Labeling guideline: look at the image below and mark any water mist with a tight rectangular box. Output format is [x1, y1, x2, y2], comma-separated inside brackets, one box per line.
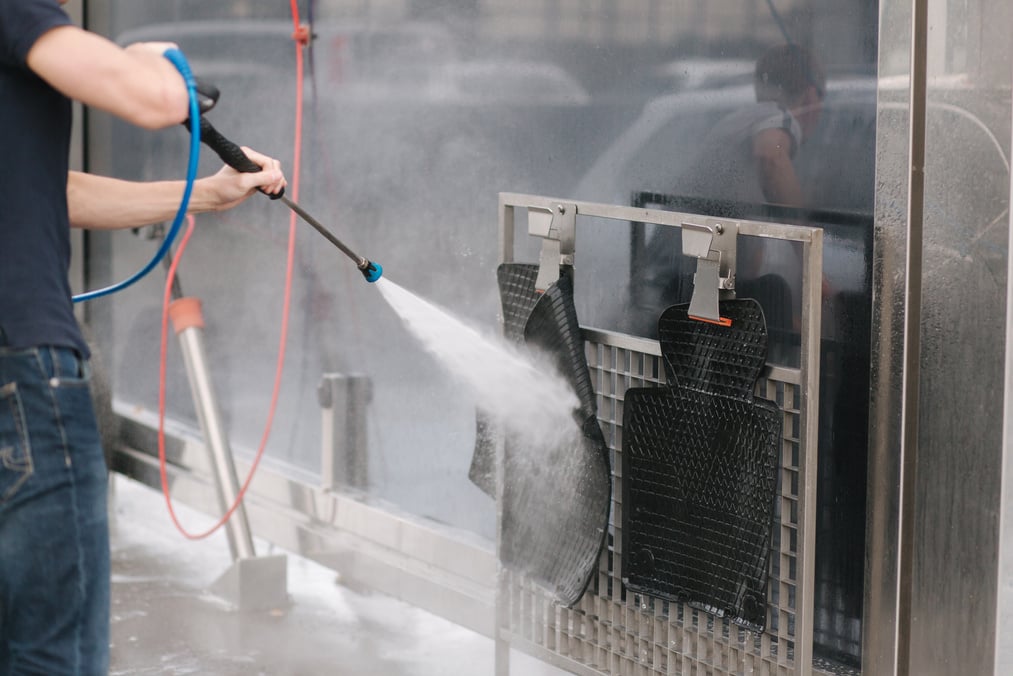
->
[374, 277, 580, 451]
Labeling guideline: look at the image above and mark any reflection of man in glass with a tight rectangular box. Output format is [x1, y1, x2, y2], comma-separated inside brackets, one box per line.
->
[629, 45, 826, 340]
[662, 44, 826, 341]
[678, 44, 826, 209]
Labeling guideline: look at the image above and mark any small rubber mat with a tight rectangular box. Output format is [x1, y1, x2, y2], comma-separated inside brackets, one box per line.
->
[622, 299, 780, 630]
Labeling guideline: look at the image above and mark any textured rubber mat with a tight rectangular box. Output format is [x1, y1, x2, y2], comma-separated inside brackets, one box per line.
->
[470, 263, 611, 607]
[622, 299, 780, 630]
[468, 264, 543, 495]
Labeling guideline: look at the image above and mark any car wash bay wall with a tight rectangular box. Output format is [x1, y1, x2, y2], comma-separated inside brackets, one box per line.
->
[868, 0, 1013, 675]
[75, 0, 1013, 672]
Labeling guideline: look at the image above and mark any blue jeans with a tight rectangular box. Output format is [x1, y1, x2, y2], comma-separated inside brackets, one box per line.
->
[0, 345, 109, 675]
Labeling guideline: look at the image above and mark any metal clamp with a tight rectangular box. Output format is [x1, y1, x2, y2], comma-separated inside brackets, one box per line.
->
[528, 202, 576, 292]
[682, 219, 737, 323]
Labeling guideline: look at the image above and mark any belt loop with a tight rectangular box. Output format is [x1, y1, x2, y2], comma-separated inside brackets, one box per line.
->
[47, 346, 60, 379]
[71, 348, 87, 378]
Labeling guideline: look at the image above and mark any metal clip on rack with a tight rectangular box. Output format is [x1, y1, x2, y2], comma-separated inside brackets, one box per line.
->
[527, 201, 577, 292]
[682, 219, 738, 324]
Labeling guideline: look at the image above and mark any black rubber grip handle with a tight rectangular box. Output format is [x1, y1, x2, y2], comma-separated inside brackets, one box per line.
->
[197, 117, 284, 199]
[193, 78, 220, 115]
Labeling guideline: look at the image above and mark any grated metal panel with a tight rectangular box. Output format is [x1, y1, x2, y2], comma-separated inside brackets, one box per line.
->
[500, 336, 836, 675]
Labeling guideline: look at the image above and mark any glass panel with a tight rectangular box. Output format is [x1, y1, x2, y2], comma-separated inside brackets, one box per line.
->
[86, 2, 879, 670]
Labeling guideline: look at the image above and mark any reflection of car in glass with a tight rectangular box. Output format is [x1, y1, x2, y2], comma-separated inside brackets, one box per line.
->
[114, 19, 459, 82]
[650, 57, 754, 91]
[622, 57, 755, 99]
[573, 76, 1009, 337]
[114, 20, 593, 192]
[413, 60, 591, 105]
[104, 19, 602, 474]
[568, 77, 1008, 668]
[572, 78, 877, 337]
[111, 18, 599, 252]
[116, 20, 588, 105]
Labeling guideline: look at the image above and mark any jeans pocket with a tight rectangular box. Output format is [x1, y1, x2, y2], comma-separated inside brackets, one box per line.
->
[0, 381, 33, 502]
[38, 346, 91, 388]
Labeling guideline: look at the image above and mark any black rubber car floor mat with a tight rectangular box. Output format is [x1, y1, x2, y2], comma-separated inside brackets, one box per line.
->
[622, 299, 780, 631]
[468, 264, 545, 496]
[469, 263, 611, 607]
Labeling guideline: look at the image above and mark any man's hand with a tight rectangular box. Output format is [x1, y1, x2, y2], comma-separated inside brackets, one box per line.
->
[198, 147, 287, 211]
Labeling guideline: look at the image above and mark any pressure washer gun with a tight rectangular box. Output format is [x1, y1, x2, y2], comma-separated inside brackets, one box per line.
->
[190, 80, 383, 283]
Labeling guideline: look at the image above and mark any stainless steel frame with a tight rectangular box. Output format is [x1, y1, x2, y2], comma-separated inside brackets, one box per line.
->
[494, 193, 825, 675]
[997, 110, 1013, 674]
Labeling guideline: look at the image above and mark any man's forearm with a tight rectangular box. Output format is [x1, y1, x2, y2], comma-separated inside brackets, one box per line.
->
[757, 156, 803, 206]
[753, 127, 803, 207]
[67, 171, 222, 230]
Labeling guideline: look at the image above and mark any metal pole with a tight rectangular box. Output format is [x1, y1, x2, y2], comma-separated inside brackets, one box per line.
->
[169, 297, 256, 561]
[494, 197, 515, 676]
[896, 0, 928, 672]
[995, 58, 1013, 675]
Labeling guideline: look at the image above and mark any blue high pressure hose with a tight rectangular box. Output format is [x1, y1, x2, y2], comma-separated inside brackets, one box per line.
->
[72, 47, 200, 303]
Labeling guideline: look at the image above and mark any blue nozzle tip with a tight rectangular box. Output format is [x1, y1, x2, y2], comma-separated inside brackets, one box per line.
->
[361, 261, 383, 283]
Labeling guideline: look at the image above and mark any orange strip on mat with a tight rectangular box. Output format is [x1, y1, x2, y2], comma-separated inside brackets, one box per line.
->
[688, 314, 733, 327]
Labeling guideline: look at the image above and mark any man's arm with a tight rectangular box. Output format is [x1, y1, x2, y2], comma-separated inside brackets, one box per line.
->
[68, 148, 286, 230]
[26, 25, 188, 129]
[753, 127, 803, 207]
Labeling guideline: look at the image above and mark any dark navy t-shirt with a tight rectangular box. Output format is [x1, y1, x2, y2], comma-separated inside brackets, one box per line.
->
[0, 0, 85, 356]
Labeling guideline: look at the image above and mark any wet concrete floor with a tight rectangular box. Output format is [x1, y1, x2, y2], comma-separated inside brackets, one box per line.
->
[108, 475, 563, 676]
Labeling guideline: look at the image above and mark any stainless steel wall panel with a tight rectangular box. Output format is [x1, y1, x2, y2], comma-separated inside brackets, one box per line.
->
[996, 125, 1013, 674]
[870, 1, 1013, 674]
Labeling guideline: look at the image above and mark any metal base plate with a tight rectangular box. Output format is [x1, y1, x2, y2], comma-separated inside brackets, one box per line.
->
[211, 554, 289, 612]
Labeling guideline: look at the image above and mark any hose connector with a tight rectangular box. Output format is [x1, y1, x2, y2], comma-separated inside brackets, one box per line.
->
[359, 260, 383, 283]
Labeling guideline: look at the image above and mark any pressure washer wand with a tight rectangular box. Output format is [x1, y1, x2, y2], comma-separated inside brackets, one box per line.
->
[276, 194, 370, 270]
[196, 116, 383, 282]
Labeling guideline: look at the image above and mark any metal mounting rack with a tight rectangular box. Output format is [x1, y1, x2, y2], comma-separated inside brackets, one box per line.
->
[495, 192, 826, 675]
